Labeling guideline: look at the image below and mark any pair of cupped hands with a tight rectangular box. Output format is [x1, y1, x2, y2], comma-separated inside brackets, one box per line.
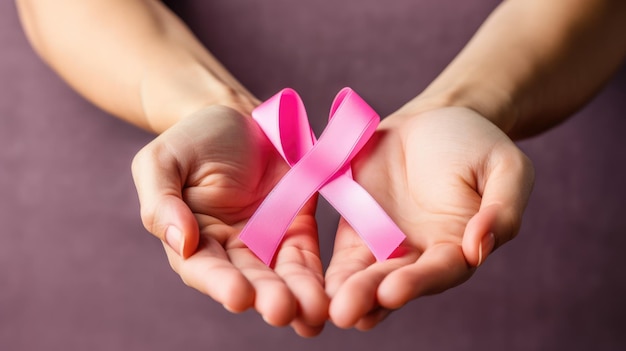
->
[131, 98, 534, 337]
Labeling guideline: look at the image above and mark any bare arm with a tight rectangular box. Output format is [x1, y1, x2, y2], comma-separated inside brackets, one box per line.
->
[17, 0, 625, 137]
[407, 0, 626, 139]
[16, 0, 258, 133]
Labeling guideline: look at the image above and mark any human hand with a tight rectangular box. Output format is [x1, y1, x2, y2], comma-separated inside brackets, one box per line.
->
[325, 106, 534, 330]
[131, 106, 328, 337]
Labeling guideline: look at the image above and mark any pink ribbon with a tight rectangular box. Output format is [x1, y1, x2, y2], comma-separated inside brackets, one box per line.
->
[239, 88, 406, 265]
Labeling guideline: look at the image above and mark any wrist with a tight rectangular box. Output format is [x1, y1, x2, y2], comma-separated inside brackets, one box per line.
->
[398, 79, 521, 137]
[140, 63, 259, 133]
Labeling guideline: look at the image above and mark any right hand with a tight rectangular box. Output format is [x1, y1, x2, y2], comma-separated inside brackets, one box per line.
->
[325, 106, 535, 330]
[131, 106, 328, 337]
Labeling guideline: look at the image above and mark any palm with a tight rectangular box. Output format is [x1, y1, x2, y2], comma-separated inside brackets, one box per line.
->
[132, 106, 328, 336]
[326, 107, 533, 330]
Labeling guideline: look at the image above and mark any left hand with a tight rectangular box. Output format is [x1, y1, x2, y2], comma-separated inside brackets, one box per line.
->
[131, 106, 328, 337]
[324, 106, 534, 330]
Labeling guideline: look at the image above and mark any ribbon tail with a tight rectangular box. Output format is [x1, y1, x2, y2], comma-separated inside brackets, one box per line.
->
[319, 170, 406, 261]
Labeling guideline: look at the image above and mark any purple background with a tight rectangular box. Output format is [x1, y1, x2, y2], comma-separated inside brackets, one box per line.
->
[2, 0, 625, 349]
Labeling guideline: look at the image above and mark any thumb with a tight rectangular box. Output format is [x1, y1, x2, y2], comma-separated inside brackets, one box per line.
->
[462, 147, 534, 267]
[131, 144, 199, 258]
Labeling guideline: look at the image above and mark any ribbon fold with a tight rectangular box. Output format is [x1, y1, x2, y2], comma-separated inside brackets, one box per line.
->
[239, 88, 406, 265]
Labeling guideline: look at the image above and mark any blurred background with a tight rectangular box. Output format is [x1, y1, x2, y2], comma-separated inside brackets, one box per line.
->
[1, 0, 625, 350]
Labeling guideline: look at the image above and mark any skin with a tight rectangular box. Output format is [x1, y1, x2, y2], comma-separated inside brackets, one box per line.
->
[326, 107, 533, 329]
[16, 0, 626, 337]
[131, 106, 328, 336]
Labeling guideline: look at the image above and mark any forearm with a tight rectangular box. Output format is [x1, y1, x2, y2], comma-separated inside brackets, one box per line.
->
[407, 0, 626, 139]
[17, 0, 258, 133]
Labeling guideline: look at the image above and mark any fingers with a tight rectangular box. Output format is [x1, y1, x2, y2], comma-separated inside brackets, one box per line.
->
[377, 243, 472, 309]
[462, 146, 535, 266]
[229, 248, 300, 326]
[329, 244, 471, 330]
[273, 212, 329, 336]
[325, 219, 415, 329]
[328, 260, 397, 328]
[274, 249, 328, 328]
[327, 246, 470, 330]
[325, 219, 377, 299]
[340, 245, 469, 330]
[163, 240, 255, 313]
[290, 319, 325, 338]
[354, 307, 393, 331]
[132, 143, 199, 258]
[165, 240, 300, 326]
[327, 214, 476, 330]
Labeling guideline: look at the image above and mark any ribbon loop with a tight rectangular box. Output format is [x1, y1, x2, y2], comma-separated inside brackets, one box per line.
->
[239, 88, 406, 265]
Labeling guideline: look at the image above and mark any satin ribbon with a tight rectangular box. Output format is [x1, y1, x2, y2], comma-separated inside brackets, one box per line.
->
[239, 88, 406, 265]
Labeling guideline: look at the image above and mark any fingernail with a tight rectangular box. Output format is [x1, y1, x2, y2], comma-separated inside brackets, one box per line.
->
[477, 232, 495, 267]
[165, 226, 184, 256]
